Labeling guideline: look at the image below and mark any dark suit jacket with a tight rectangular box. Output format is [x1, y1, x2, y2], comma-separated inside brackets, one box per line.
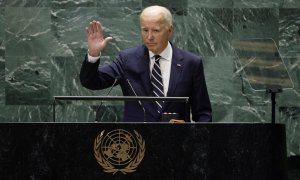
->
[80, 44, 212, 122]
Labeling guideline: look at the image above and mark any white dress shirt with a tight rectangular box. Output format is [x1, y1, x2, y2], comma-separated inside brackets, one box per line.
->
[149, 42, 172, 96]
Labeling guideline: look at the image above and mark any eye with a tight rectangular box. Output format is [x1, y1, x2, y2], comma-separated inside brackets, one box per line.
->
[142, 28, 148, 32]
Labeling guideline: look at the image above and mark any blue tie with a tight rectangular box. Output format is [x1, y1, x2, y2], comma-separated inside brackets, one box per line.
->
[151, 55, 164, 113]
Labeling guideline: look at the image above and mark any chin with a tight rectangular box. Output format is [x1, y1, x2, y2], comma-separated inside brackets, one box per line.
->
[145, 44, 155, 50]
[148, 48, 157, 53]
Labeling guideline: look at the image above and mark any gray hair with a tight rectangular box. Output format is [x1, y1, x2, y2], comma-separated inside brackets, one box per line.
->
[140, 5, 173, 27]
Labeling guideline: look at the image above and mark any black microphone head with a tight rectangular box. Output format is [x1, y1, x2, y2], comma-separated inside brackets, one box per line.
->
[122, 75, 128, 80]
[115, 76, 121, 82]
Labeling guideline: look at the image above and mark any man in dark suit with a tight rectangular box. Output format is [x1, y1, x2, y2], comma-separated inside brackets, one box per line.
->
[80, 5, 212, 122]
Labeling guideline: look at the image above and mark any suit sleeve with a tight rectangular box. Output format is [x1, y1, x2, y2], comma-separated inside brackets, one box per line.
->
[190, 58, 212, 122]
[79, 54, 121, 90]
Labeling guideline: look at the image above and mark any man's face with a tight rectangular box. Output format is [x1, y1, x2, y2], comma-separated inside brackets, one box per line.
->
[140, 15, 172, 55]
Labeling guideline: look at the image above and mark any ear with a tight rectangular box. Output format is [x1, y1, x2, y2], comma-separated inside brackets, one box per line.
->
[169, 25, 173, 32]
[168, 26, 173, 38]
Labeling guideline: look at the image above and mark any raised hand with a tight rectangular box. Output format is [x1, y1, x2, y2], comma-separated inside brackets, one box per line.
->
[86, 20, 113, 57]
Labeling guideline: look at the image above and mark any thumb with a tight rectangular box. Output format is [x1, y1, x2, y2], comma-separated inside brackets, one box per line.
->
[102, 37, 113, 46]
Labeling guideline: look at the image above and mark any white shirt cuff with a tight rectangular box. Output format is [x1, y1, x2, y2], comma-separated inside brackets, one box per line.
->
[87, 51, 101, 63]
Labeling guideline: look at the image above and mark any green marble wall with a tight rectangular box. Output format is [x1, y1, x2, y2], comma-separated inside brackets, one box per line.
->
[0, 0, 299, 155]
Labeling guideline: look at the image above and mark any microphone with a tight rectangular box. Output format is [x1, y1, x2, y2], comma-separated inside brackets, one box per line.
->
[126, 78, 146, 122]
[94, 76, 120, 122]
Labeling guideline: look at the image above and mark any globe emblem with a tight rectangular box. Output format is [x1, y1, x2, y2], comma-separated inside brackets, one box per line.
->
[94, 129, 145, 174]
[101, 129, 139, 166]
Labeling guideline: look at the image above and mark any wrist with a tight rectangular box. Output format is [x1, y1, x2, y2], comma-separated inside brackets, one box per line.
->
[87, 50, 101, 63]
[88, 49, 101, 57]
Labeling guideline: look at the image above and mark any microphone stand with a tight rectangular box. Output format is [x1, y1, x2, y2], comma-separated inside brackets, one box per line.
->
[126, 79, 146, 122]
[266, 85, 282, 124]
[94, 77, 119, 122]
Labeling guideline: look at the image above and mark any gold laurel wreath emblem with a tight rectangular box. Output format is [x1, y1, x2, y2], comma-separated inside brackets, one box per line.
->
[93, 130, 145, 175]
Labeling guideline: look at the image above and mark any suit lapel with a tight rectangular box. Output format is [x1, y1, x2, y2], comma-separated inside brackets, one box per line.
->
[160, 46, 184, 112]
[136, 46, 152, 95]
[167, 46, 184, 97]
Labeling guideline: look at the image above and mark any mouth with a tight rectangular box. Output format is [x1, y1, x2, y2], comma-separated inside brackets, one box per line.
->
[147, 43, 157, 46]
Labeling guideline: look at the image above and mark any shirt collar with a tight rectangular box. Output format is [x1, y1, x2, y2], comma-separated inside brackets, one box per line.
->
[149, 42, 172, 61]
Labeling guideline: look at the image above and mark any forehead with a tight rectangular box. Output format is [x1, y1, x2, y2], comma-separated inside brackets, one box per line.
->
[140, 14, 166, 27]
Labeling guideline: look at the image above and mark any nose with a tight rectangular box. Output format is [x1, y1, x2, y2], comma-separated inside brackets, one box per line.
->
[147, 31, 154, 41]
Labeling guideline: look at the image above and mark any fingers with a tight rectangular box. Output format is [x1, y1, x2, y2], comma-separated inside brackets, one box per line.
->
[96, 21, 102, 33]
[96, 21, 103, 39]
[92, 20, 98, 33]
[86, 20, 102, 36]
[85, 20, 113, 50]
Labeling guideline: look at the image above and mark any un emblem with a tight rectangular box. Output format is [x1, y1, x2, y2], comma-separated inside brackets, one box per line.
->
[93, 129, 145, 175]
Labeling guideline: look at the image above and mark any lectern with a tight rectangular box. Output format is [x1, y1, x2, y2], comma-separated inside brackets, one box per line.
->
[0, 123, 287, 180]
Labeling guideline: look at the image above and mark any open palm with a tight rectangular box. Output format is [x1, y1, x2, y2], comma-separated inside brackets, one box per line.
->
[86, 20, 112, 57]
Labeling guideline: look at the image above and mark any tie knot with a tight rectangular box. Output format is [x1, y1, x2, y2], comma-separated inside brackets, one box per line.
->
[154, 55, 161, 62]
